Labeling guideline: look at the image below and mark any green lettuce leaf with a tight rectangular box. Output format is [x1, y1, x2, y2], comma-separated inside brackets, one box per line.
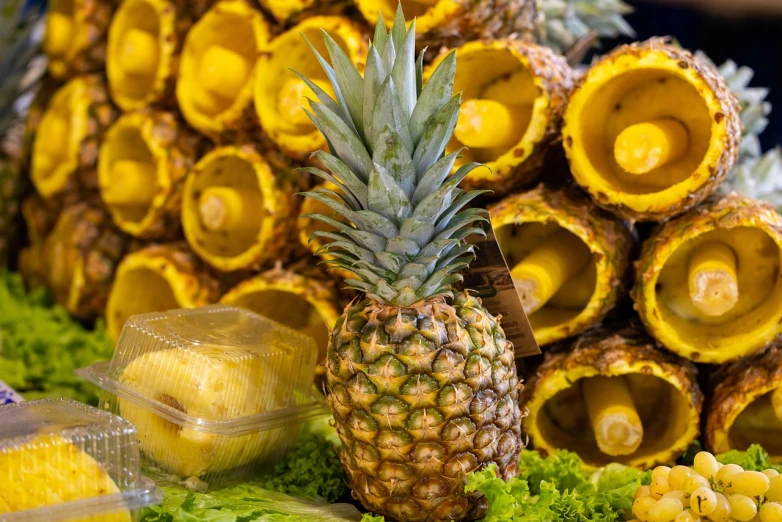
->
[716, 444, 782, 472]
[518, 449, 592, 495]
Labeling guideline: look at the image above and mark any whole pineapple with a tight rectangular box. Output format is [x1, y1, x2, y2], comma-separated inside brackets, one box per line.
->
[299, 7, 524, 521]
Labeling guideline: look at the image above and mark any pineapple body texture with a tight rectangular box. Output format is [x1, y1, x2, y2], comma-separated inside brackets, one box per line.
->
[327, 293, 522, 521]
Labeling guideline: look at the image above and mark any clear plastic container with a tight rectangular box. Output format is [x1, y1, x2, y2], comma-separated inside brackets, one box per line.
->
[78, 305, 325, 489]
[0, 398, 161, 522]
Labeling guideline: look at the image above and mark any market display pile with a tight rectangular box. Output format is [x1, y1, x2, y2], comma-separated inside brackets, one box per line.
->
[1, 0, 782, 521]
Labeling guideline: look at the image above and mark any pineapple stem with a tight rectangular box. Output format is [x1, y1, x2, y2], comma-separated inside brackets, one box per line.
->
[454, 99, 529, 149]
[102, 160, 157, 206]
[198, 187, 258, 232]
[278, 78, 333, 128]
[583, 376, 644, 457]
[510, 229, 591, 314]
[688, 242, 739, 317]
[771, 388, 782, 422]
[118, 29, 160, 76]
[614, 118, 689, 175]
[198, 45, 250, 100]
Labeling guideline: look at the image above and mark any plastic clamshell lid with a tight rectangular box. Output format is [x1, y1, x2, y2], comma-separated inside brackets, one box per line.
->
[79, 305, 323, 435]
[0, 398, 162, 521]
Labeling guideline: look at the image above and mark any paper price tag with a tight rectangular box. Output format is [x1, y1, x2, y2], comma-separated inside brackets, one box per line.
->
[0, 380, 24, 405]
[462, 211, 541, 358]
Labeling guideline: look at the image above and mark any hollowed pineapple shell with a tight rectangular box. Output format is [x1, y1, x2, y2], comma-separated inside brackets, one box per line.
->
[98, 111, 205, 239]
[562, 38, 742, 222]
[220, 262, 343, 362]
[632, 194, 782, 364]
[30, 75, 118, 202]
[176, 0, 270, 140]
[107, 0, 215, 111]
[355, 0, 541, 57]
[44, 0, 116, 79]
[181, 145, 297, 272]
[106, 242, 222, 341]
[489, 185, 633, 346]
[522, 326, 703, 470]
[706, 343, 782, 460]
[41, 203, 133, 320]
[254, 16, 368, 161]
[257, 0, 350, 25]
[424, 40, 573, 197]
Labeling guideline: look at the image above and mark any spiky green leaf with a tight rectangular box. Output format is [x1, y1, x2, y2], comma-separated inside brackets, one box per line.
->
[409, 51, 455, 145]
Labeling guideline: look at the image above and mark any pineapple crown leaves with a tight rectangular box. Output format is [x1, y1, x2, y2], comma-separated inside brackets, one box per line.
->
[722, 147, 782, 212]
[538, 0, 636, 54]
[295, 4, 489, 307]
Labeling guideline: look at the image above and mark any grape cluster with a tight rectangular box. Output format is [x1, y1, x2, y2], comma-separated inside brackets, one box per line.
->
[631, 451, 782, 522]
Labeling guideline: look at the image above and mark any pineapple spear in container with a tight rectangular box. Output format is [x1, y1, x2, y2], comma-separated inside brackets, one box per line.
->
[254, 16, 368, 162]
[181, 144, 297, 273]
[106, 242, 222, 341]
[40, 203, 133, 320]
[523, 326, 703, 470]
[43, 0, 115, 79]
[706, 342, 782, 459]
[424, 40, 573, 197]
[562, 38, 742, 222]
[98, 111, 204, 240]
[106, 0, 216, 111]
[176, 0, 270, 141]
[30, 75, 118, 203]
[489, 185, 633, 346]
[633, 194, 782, 364]
[220, 261, 343, 363]
[297, 7, 524, 520]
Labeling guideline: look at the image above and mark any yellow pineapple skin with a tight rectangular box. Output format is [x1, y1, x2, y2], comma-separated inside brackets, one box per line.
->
[562, 38, 742, 222]
[633, 194, 782, 364]
[106, 243, 223, 341]
[489, 185, 633, 346]
[0, 434, 130, 522]
[523, 327, 703, 470]
[181, 145, 298, 273]
[706, 342, 782, 460]
[255, 16, 368, 162]
[355, 0, 541, 58]
[98, 111, 205, 239]
[426, 40, 574, 197]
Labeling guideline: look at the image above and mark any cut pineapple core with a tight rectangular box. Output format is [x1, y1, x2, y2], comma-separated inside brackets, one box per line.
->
[651, 226, 782, 363]
[182, 147, 287, 272]
[254, 16, 367, 159]
[43, 11, 74, 58]
[497, 222, 597, 344]
[536, 372, 695, 469]
[31, 78, 88, 198]
[107, 0, 174, 111]
[177, 0, 269, 135]
[98, 114, 161, 234]
[614, 118, 689, 175]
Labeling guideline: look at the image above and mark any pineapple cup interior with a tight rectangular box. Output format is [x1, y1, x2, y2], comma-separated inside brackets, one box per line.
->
[182, 152, 269, 271]
[653, 226, 782, 361]
[495, 221, 598, 341]
[355, 0, 458, 33]
[31, 80, 87, 198]
[44, 0, 76, 59]
[178, 2, 263, 131]
[728, 392, 782, 460]
[255, 18, 360, 155]
[568, 66, 718, 211]
[107, 265, 181, 340]
[222, 289, 330, 360]
[536, 373, 692, 468]
[444, 43, 547, 170]
[107, 0, 170, 109]
[98, 118, 163, 232]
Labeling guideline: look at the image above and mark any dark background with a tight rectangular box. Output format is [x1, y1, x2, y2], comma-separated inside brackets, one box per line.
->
[596, 0, 782, 151]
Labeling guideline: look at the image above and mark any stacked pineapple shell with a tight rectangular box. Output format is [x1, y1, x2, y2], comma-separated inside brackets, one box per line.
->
[9, 0, 782, 518]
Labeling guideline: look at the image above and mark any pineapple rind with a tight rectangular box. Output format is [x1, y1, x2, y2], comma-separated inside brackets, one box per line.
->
[41, 203, 132, 320]
[437, 39, 574, 197]
[705, 342, 782, 455]
[632, 193, 782, 363]
[327, 292, 523, 521]
[106, 242, 223, 341]
[523, 326, 703, 470]
[47, 0, 116, 80]
[100, 111, 204, 239]
[0, 158, 22, 267]
[489, 184, 633, 346]
[563, 38, 742, 222]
